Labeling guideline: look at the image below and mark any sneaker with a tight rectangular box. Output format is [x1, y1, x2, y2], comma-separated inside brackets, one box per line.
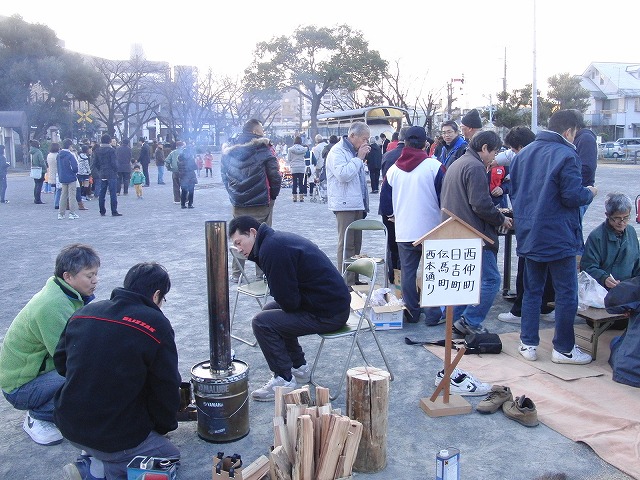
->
[62, 455, 106, 480]
[477, 385, 513, 414]
[291, 364, 311, 383]
[452, 317, 488, 339]
[498, 312, 521, 324]
[540, 311, 555, 322]
[251, 376, 296, 402]
[229, 274, 240, 283]
[551, 345, 592, 365]
[502, 395, 539, 427]
[434, 368, 491, 396]
[57, 213, 65, 220]
[519, 342, 538, 361]
[68, 213, 80, 219]
[22, 413, 63, 445]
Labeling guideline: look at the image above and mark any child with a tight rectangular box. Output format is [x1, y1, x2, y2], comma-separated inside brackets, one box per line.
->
[203, 150, 213, 177]
[130, 164, 146, 199]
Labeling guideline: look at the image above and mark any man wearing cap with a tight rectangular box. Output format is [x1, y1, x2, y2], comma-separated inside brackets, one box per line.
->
[386, 126, 446, 325]
[460, 109, 483, 142]
[438, 120, 467, 168]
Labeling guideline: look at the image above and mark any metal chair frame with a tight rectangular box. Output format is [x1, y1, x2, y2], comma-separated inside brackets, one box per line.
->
[341, 218, 388, 287]
[309, 258, 394, 400]
[229, 246, 270, 347]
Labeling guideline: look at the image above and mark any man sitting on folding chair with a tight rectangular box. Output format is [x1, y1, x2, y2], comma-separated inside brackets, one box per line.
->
[229, 216, 351, 401]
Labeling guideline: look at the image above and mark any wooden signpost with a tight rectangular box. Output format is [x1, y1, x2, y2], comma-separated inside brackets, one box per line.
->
[413, 209, 493, 417]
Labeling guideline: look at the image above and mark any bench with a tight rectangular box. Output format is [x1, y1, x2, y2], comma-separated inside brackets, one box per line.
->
[575, 307, 629, 360]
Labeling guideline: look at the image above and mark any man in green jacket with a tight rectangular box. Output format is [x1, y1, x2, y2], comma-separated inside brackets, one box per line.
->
[164, 141, 185, 204]
[30, 140, 47, 204]
[0, 244, 100, 446]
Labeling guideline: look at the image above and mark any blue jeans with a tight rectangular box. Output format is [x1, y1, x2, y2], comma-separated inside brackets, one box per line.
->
[520, 256, 577, 352]
[453, 249, 500, 328]
[2, 370, 65, 422]
[71, 431, 179, 480]
[99, 178, 118, 215]
[397, 242, 441, 323]
[157, 165, 165, 184]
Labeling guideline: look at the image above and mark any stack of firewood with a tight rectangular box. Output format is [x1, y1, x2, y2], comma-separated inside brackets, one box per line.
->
[269, 385, 363, 480]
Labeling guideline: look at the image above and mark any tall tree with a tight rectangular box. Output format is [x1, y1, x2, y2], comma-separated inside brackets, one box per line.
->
[0, 15, 103, 139]
[546, 72, 591, 112]
[244, 25, 387, 137]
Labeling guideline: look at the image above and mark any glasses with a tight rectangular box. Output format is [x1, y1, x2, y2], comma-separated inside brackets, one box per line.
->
[609, 214, 630, 223]
[441, 130, 456, 136]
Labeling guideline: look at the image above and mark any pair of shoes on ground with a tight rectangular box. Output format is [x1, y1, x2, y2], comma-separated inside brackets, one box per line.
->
[497, 311, 555, 324]
[23, 412, 63, 445]
[477, 386, 539, 427]
[62, 454, 105, 480]
[434, 367, 491, 396]
[452, 316, 488, 339]
[519, 342, 592, 364]
[251, 364, 311, 401]
[58, 213, 79, 220]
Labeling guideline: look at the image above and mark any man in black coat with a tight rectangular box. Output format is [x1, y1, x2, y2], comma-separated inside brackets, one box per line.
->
[115, 139, 132, 195]
[229, 216, 350, 402]
[55, 262, 180, 480]
[137, 139, 151, 186]
[365, 137, 383, 193]
[93, 133, 121, 216]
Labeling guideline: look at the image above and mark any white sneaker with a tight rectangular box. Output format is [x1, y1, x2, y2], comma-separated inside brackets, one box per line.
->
[434, 368, 491, 396]
[498, 312, 521, 324]
[57, 213, 65, 220]
[519, 342, 538, 361]
[291, 364, 311, 383]
[68, 213, 80, 219]
[552, 345, 592, 365]
[251, 376, 296, 401]
[23, 413, 63, 445]
[541, 311, 555, 322]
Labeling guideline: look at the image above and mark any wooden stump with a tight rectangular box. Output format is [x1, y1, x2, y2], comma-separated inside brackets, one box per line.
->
[346, 366, 390, 473]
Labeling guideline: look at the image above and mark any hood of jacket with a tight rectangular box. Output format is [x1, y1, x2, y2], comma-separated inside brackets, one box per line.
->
[395, 146, 429, 172]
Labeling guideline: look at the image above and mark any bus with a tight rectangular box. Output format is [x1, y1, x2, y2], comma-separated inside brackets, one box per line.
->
[304, 106, 407, 141]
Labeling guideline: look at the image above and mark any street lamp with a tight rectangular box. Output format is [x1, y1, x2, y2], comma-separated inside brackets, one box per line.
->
[483, 94, 495, 123]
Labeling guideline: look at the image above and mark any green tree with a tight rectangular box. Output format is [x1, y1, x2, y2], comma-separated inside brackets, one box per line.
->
[546, 72, 590, 112]
[0, 15, 103, 139]
[244, 25, 387, 136]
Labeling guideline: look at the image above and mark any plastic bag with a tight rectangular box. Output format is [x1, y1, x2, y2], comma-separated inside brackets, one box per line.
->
[370, 288, 404, 307]
[577, 271, 608, 310]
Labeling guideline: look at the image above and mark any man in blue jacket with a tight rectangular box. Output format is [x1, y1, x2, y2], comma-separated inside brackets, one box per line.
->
[511, 110, 598, 365]
[229, 216, 350, 401]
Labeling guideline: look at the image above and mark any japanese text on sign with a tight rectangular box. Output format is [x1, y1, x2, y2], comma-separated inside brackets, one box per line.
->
[420, 238, 483, 307]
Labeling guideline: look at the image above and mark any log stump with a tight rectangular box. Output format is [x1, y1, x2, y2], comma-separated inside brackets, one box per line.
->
[346, 366, 390, 473]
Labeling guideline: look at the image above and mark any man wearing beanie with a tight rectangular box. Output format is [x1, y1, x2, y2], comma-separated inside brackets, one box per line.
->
[461, 109, 483, 142]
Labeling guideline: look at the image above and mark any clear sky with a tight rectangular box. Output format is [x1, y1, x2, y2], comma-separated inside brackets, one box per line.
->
[3, 0, 637, 109]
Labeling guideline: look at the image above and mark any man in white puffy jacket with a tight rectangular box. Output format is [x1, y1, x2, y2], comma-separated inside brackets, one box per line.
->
[326, 121, 371, 284]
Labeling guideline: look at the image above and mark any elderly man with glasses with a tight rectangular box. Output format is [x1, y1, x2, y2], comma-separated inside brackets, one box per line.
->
[437, 120, 467, 168]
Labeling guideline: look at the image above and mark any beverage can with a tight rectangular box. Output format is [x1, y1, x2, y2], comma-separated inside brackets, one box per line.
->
[435, 447, 460, 480]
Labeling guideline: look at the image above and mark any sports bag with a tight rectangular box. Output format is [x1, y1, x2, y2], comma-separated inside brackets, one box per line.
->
[464, 333, 502, 354]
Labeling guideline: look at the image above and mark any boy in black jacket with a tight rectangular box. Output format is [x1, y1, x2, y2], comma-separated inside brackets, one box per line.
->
[55, 263, 180, 480]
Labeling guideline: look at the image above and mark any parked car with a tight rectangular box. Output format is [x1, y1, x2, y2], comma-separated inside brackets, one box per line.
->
[600, 141, 625, 158]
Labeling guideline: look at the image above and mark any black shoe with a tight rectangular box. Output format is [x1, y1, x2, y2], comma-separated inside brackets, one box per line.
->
[34, 201, 45, 204]
[188, 205, 194, 209]
[181, 205, 187, 209]
[112, 212, 123, 217]
[100, 212, 106, 216]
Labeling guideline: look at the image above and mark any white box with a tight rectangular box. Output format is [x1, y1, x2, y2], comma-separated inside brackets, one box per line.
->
[350, 286, 405, 330]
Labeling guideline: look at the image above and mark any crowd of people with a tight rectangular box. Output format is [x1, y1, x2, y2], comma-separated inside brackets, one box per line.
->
[1, 111, 639, 479]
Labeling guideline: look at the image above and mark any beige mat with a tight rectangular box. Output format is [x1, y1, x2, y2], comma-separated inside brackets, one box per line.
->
[425, 329, 640, 479]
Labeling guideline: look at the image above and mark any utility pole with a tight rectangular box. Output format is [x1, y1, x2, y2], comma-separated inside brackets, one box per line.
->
[531, 0, 538, 133]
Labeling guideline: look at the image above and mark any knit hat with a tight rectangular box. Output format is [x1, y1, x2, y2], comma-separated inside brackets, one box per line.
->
[405, 126, 427, 143]
[461, 109, 482, 129]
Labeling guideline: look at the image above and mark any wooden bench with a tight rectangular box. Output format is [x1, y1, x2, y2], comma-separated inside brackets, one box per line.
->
[575, 307, 628, 360]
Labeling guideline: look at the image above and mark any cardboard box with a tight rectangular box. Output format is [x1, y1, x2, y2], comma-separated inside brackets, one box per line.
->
[351, 286, 405, 330]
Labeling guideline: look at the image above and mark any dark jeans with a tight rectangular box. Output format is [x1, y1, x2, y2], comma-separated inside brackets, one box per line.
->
[382, 215, 400, 284]
[172, 172, 181, 203]
[0, 174, 7, 202]
[180, 186, 194, 207]
[117, 171, 131, 194]
[252, 301, 349, 379]
[511, 256, 555, 316]
[2, 370, 64, 422]
[369, 168, 381, 192]
[397, 242, 441, 323]
[141, 162, 150, 186]
[99, 178, 118, 215]
[292, 173, 306, 194]
[33, 177, 44, 203]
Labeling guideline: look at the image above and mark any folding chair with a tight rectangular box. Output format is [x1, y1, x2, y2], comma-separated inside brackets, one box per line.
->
[342, 218, 388, 287]
[229, 246, 270, 347]
[309, 258, 394, 400]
